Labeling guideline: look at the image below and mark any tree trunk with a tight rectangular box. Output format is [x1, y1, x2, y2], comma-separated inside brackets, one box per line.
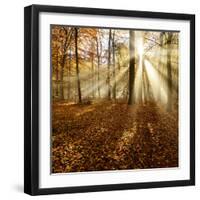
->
[167, 33, 173, 111]
[91, 52, 95, 98]
[142, 59, 146, 103]
[74, 28, 82, 103]
[59, 63, 64, 100]
[67, 47, 71, 100]
[107, 29, 112, 100]
[112, 31, 116, 99]
[55, 46, 59, 97]
[143, 66, 148, 102]
[128, 30, 136, 105]
[60, 29, 68, 100]
[96, 37, 101, 98]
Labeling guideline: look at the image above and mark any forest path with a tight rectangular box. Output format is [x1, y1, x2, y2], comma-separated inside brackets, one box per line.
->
[52, 101, 178, 173]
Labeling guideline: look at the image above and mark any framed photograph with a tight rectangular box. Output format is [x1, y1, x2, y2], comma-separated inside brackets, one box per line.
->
[24, 4, 195, 195]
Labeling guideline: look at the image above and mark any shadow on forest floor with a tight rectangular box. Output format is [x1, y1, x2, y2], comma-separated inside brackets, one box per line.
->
[52, 100, 178, 173]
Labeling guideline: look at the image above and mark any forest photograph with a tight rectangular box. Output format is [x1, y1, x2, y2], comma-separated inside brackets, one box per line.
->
[51, 25, 179, 173]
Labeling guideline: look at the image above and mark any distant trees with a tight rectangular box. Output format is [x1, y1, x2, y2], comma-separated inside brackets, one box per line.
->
[91, 41, 95, 98]
[51, 26, 130, 102]
[67, 47, 72, 100]
[106, 29, 118, 100]
[51, 27, 60, 98]
[143, 31, 178, 111]
[96, 32, 101, 98]
[112, 30, 116, 99]
[107, 29, 112, 100]
[51, 26, 178, 110]
[59, 28, 73, 99]
[54, 41, 59, 97]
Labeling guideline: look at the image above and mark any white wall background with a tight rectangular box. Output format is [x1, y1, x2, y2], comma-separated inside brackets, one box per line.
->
[0, 0, 198, 199]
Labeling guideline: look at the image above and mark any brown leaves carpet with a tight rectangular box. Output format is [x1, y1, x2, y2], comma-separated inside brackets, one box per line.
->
[52, 101, 178, 173]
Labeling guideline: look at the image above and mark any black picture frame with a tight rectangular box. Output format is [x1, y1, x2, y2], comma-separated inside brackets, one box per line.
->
[24, 4, 195, 195]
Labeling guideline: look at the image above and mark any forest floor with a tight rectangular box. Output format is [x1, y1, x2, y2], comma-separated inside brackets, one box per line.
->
[52, 100, 178, 173]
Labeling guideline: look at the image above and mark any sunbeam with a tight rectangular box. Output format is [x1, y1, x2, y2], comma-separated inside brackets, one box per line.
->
[144, 59, 167, 104]
[82, 66, 129, 98]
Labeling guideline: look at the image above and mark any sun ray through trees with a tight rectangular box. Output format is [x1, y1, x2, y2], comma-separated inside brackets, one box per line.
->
[51, 26, 179, 173]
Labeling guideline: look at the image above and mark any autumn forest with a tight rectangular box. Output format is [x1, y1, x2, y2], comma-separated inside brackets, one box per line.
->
[51, 25, 179, 173]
